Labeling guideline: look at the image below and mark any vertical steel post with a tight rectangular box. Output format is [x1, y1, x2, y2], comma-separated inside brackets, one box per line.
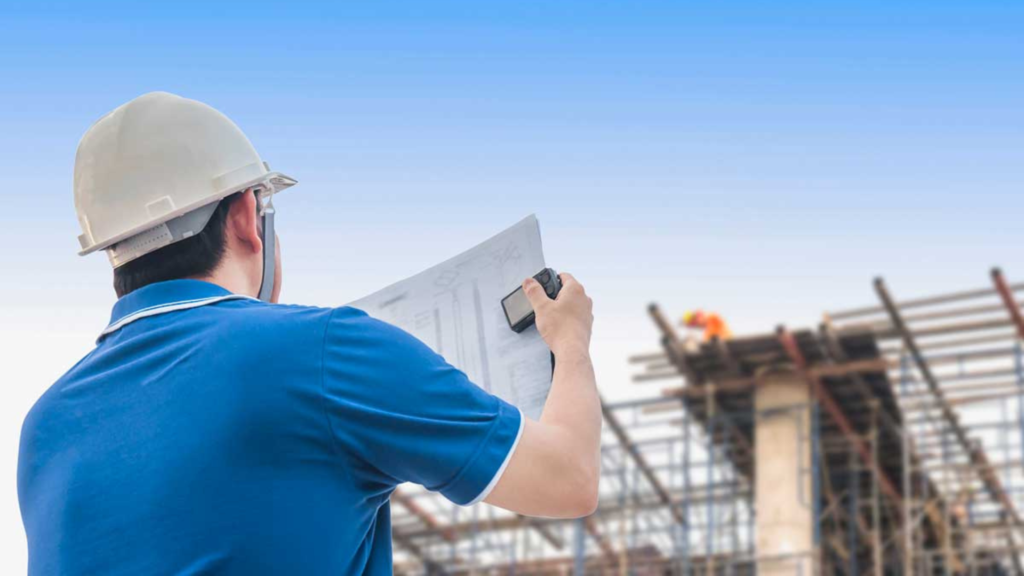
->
[918, 447, 928, 574]
[901, 353, 914, 575]
[683, 407, 692, 576]
[849, 447, 859, 575]
[450, 504, 459, 566]
[1017, 341, 1024, 487]
[618, 449, 628, 573]
[669, 435, 682, 574]
[707, 413, 716, 575]
[1004, 381, 1012, 489]
[573, 517, 586, 576]
[942, 421, 952, 576]
[470, 503, 479, 572]
[871, 406, 883, 576]
[812, 401, 822, 573]
[726, 411, 736, 576]
[629, 459, 640, 574]
[509, 514, 518, 576]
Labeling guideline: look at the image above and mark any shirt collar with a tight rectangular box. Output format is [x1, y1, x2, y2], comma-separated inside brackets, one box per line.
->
[102, 280, 254, 339]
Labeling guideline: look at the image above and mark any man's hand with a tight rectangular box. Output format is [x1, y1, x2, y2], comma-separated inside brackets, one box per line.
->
[485, 272, 601, 518]
[522, 272, 593, 358]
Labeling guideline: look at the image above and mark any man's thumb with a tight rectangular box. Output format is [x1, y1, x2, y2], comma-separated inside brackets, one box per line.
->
[522, 278, 550, 311]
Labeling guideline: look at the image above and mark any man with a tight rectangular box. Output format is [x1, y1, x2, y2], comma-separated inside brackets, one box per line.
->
[18, 92, 600, 575]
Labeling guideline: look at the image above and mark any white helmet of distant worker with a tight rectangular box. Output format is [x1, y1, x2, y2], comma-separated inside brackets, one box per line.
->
[73, 91, 296, 301]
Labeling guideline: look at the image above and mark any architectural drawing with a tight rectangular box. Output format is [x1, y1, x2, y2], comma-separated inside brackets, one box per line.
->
[350, 215, 552, 420]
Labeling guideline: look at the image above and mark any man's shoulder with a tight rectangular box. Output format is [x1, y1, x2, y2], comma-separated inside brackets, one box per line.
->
[214, 300, 349, 331]
[230, 302, 388, 331]
[216, 301, 414, 353]
[320, 305, 433, 355]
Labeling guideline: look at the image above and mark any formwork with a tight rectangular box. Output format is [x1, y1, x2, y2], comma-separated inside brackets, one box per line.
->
[391, 268, 1024, 575]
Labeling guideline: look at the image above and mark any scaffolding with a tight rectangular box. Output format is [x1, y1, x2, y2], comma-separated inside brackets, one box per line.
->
[823, 268, 1024, 573]
[391, 268, 1024, 575]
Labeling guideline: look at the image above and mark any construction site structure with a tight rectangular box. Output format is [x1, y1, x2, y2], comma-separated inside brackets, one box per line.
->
[390, 268, 1024, 575]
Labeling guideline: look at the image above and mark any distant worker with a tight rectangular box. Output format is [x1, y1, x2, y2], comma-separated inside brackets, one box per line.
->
[17, 92, 601, 575]
[682, 309, 733, 341]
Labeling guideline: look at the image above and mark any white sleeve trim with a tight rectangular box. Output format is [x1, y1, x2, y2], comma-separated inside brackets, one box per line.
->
[463, 407, 525, 507]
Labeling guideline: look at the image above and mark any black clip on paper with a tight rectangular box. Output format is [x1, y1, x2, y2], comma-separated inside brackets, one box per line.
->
[502, 268, 562, 372]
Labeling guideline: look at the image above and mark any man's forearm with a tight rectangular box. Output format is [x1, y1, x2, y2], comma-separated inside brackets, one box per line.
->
[540, 347, 602, 481]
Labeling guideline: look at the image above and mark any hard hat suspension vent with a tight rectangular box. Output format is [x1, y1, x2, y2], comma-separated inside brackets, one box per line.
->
[107, 201, 220, 268]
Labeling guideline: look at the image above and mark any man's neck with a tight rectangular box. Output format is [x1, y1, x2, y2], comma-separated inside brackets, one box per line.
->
[192, 261, 258, 298]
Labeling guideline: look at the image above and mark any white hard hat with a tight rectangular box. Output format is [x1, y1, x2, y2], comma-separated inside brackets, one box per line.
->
[74, 91, 296, 267]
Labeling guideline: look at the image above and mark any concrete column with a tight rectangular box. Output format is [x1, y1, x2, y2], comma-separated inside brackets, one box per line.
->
[755, 368, 813, 575]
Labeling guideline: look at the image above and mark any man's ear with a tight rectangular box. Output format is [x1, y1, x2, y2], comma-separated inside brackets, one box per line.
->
[225, 191, 262, 256]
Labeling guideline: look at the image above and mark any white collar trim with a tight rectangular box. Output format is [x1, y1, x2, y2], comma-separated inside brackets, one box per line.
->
[100, 294, 255, 338]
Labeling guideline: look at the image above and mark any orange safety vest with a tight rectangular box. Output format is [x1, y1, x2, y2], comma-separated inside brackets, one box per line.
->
[703, 313, 732, 341]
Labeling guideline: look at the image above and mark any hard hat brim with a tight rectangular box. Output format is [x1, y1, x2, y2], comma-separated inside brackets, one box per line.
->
[78, 171, 297, 257]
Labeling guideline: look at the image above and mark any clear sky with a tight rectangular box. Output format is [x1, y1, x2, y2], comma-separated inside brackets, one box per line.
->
[1, 0, 1022, 571]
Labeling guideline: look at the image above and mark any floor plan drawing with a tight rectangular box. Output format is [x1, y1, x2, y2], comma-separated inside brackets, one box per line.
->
[349, 215, 552, 420]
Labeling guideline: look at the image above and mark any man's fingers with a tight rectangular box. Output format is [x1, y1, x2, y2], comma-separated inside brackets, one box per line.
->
[558, 272, 585, 295]
[523, 278, 552, 311]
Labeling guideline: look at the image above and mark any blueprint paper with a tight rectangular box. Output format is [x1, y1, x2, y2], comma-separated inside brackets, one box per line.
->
[350, 215, 551, 420]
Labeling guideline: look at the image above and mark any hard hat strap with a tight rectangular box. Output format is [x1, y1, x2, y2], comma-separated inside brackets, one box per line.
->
[256, 188, 276, 302]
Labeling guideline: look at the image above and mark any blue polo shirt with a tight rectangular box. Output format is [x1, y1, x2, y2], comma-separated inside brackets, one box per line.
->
[18, 280, 523, 575]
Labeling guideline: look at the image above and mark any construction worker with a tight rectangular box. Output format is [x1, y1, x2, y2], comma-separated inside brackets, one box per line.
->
[17, 92, 601, 575]
[682, 309, 732, 342]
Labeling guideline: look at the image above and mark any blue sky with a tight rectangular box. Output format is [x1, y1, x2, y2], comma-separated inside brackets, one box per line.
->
[0, 1, 1022, 567]
[2, 0, 1022, 396]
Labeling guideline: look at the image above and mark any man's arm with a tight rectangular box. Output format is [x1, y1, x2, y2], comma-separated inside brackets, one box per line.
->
[484, 272, 601, 518]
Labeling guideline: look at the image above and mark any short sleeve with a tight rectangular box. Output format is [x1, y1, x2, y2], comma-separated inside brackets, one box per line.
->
[320, 307, 524, 506]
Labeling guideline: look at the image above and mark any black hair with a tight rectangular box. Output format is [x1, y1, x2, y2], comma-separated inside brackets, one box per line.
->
[113, 191, 245, 298]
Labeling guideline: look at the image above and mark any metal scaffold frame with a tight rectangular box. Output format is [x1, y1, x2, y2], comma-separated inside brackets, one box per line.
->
[825, 268, 1024, 574]
[390, 267, 1024, 575]
[392, 391, 758, 575]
